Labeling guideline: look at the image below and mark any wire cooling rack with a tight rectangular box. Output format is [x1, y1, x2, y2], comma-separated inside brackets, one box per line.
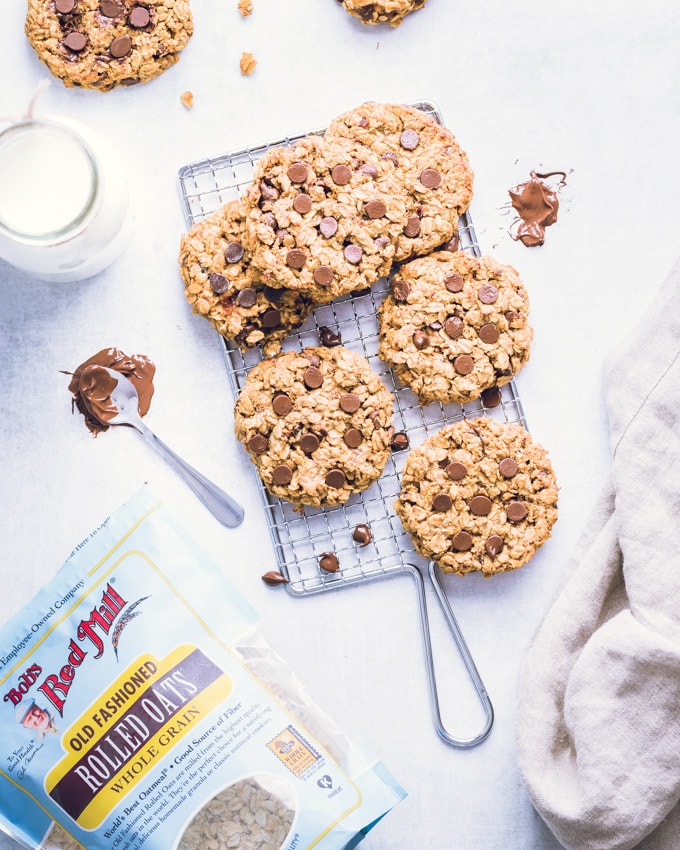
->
[177, 102, 527, 747]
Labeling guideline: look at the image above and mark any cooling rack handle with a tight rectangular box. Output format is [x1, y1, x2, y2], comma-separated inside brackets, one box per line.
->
[407, 562, 494, 748]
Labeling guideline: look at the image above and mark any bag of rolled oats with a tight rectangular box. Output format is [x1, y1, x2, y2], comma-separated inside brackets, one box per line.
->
[0, 488, 405, 850]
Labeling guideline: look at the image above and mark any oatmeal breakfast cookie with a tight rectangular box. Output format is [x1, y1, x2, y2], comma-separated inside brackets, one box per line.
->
[325, 102, 473, 261]
[377, 251, 533, 404]
[338, 0, 427, 26]
[25, 0, 193, 91]
[234, 346, 395, 507]
[245, 135, 400, 303]
[179, 200, 314, 356]
[395, 417, 558, 576]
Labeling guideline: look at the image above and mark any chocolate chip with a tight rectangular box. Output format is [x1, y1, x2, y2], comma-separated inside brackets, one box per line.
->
[261, 570, 289, 586]
[287, 162, 308, 183]
[304, 366, 323, 389]
[478, 283, 499, 304]
[272, 393, 292, 416]
[293, 193, 312, 214]
[469, 495, 492, 516]
[433, 493, 452, 512]
[445, 461, 467, 481]
[481, 386, 502, 408]
[499, 457, 519, 479]
[261, 308, 281, 328]
[429, 320, 443, 331]
[413, 330, 429, 350]
[392, 278, 410, 302]
[62, 31, 88, 51]
[505, 310, 522, 327]
[404, 215, 421, 237]
[286, 248, 307, 269]
[452, 531, 473, 551]
[319, 552, 340, 573]
[299, 433, 320, 454]
[55, 0, 76, 13]
[260, 181, 280, 201]
[340, 393, 361, 413]
[485, 535, 504, 557]
[359, 163, 378, 178]
[319, 216, 338, 238]
[209, 272, 229, 295]
[262, 212, 277, 230]
[390, 431, 409, 451]
[236, 287, 257, 308]
[440, 233, 460, 252]
[400, 129, 420, 150]
[248, 434, 268, 454]
[343, 428, 363, 448]
[319, 326, 342, 347]
[128, 4, 150, 27]
[444, 316, 464, 338]
[331, 164, 352, 185]
[272, 465, 292, 485]
[353, 524, 372, 546]
[507, 501, 527, 522]
[313, 265, 333, 287]
[263, 285, 283, 302]
[364, 199, 387, 219]
[100, 0, 123, 16]
[325, 469, 346, 489]
[454, 354, 474, 375]
[225, 241, 244, 264]
[445, 272, 464, 293]
[382, 152, 399, 166]
[479, 323, 500, 344]
[420, 168, 441, 189]
[110, 35, 132, 58]
[344, 244, 363, 264]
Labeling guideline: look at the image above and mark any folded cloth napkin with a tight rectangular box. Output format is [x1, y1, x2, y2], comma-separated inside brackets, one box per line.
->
[516, 257, 680, 850]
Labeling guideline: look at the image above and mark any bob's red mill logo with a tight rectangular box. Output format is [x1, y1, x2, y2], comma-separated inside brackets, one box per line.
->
[3, 583, 126, 716]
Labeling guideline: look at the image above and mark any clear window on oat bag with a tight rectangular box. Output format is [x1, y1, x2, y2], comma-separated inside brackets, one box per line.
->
[0, 487, 405, 850]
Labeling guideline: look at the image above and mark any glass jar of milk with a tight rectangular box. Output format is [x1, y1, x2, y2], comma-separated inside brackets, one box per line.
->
[0, 117, 129, 282]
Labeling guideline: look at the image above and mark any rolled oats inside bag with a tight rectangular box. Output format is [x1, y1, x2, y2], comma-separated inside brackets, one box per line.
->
[0, 487, 405, 850]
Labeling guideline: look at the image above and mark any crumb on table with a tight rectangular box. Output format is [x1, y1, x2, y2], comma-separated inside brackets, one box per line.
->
[180, 90, 194, 108]
[238, 0, 253, 16]
[239, 51, 257, 75]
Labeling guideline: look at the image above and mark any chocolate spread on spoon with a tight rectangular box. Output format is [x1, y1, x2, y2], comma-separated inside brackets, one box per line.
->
[508, 170, 567, 247]
[66, 347, 155, 434]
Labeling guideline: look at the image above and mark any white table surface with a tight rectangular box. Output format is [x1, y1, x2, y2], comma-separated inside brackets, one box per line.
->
[1, 1, 679, 848]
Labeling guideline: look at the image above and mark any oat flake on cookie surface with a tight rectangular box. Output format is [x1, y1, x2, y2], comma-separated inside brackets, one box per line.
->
[338, 0, 428, 27]
[378, 250, 533, 405]
[234, 346, 394, 508]
[395, 417, 558, 577]
[25, 0, 193, 91]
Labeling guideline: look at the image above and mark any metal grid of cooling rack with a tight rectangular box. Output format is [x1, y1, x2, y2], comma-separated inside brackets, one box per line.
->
[177, 102, 528, 598]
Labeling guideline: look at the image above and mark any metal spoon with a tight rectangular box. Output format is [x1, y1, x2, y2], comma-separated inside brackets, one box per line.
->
[101, 367, 244, 528]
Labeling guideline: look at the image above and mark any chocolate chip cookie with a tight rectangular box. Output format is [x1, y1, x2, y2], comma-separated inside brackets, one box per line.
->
[234, 346, 395, 507]
[25, 0, 193, 91]
[179, 200, 313, 357]
[325, 102, 473, 261]
[338, 0, 427, 26]
[395, 417, 558, 576]
[377, 251, 533, 404]
[245, 135, 398, 303]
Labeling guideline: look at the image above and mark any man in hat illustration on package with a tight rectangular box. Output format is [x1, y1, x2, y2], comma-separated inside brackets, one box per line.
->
[16, 700, 58, 741]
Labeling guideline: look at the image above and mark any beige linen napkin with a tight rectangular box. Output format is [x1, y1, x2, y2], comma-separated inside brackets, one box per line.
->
[516, 258, 680, 850]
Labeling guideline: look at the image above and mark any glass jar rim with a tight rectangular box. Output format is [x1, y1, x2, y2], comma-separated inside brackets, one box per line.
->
[0, 117, 98, 242]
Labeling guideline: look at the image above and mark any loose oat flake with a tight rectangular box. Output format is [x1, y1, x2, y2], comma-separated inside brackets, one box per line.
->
[0, 487, 404, 849]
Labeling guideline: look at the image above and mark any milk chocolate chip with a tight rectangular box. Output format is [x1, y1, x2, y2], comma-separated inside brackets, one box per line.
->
[331, 165, 352, 185]
[478, 284, 499, 304]
[237, 288, 257, 308]
[128, 5, 151, 27]
[287, 162, 308, 183]
[100, 0, 123, 16]
[261, 570, 289, 586]
[444, 316, 463, 339]
[304, 366, 324, 389]
[485, 535, 504, 557]
[293, 193, 312, 214]
[56, 0, 76, 13]
[209, 272, 229, 295]
[110, 35, 132, 58]
[413, 330, 429, 350]
[400, 129, 420, 150]
[340, 393, 361, 414]
[261, 308, 281, 328]
[444, 272, 464, 293]
[319, 552, 340, 573]
[392, 278, 410, 302]
[248, 434, 268, 454]
[390, 431, 409, 451]
[272, 393, 292, 416]
[433, 493, 452, 512]
[507, 501, 527, 522]
[479, 323, 500, 344]
[469, 495, 492, 516]
[404, 215, 421, 237]
[343, 428, 363, 448]
[313, 266, 333, 287]
[63, 32, 88, 51]
[319, 326, 342, 347]
[286, 248, 307, 269]
[481, 386, 502, 408]
[454, 354, 474, 375]
[225, 241, 245, 263]
[325, 469, 346, 488]
[319, 216, 338, 238]
[364, 199, 387, 219]
[499, 457, 519, 478]
[344, 244, 363, 264]
[353, 524, 372, 546]
[272, 464, 292, 485]
[299, 433, 320, 454]
[445, 461, 467, 481]
[420, 168, 441, 189]
[452, 531, 473, 551]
